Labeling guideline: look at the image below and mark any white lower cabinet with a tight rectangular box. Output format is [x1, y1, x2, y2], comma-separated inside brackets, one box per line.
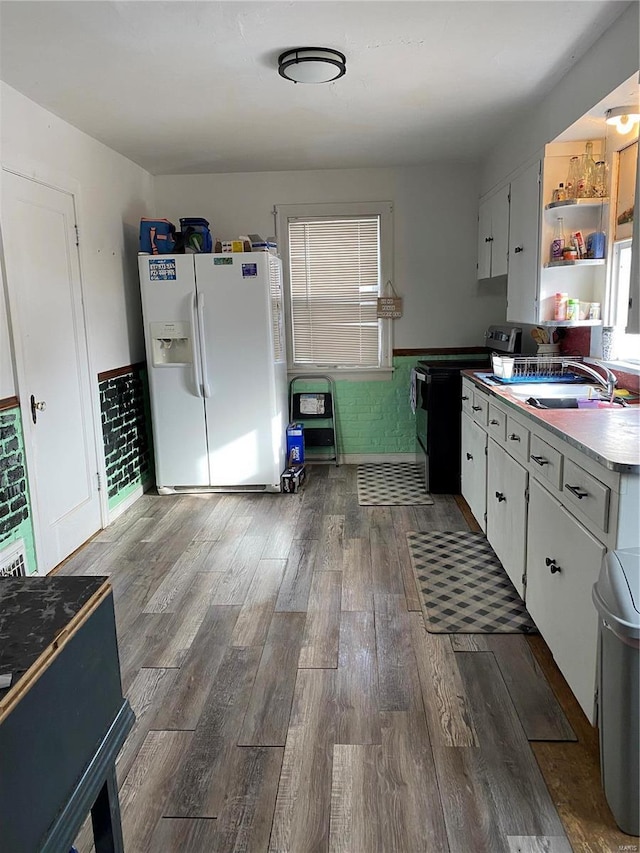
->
[486, 439, 528, 598]
[461, 413, 487, 533]
[526, 477, 605, 723]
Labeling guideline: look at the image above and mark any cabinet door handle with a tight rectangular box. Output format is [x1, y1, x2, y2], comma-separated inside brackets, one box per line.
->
[508, 433, 521, 442]
[495, 491, 506, 503]
[545, 557, 562, 574]
[490, 419, 500, 425]
[514, 245, 524, 253]
[466, 452, 473, 461]
[472, 405, 482, 412]
[530, 454, 549, 466]
[485, 236, 494, 243]
[461, 395, 469, 401]
[565, 484, 589, 500]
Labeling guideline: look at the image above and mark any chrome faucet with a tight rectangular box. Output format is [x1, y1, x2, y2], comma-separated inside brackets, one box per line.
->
[561, 360, 617, 403]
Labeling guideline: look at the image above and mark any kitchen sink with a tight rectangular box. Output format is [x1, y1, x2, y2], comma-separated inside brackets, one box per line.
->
[526, 396, 590, 409]
[505, 382, 600, 400]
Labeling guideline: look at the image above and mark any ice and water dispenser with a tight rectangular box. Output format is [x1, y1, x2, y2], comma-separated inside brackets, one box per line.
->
[149, 322, 193, 366]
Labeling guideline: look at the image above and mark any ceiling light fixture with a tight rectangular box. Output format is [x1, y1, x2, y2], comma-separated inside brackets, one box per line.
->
[278, 47, 346, 84]
[605, 105, 640, 134]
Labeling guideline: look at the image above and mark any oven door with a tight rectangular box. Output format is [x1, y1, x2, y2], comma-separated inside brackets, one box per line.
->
[415, 370, 429, 488]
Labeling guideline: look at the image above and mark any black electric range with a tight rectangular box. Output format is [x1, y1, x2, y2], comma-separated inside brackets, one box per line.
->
[414, 326, 521, 494]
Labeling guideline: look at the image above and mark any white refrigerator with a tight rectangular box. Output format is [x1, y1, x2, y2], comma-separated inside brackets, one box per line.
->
[138, 252, 288, 493]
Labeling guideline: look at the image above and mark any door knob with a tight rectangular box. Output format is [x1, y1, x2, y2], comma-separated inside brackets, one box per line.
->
[30, 395, 47, 424]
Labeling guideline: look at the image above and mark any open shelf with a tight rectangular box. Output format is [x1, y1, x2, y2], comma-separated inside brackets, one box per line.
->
[539, 319, 602, 328]
[544, 198, 609, 211]
[544, 259, 605, 268]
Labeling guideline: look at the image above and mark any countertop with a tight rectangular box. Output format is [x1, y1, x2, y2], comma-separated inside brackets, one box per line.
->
[0, 576, 109, 703]
[463, 371, 640, 473]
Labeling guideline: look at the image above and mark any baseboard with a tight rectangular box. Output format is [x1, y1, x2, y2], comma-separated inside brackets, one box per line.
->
[107, 482, 150, 523]
[339, 453, 416, 464]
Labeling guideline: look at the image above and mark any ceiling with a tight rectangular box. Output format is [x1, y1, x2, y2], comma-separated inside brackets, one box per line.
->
[0, 1, 634, 175]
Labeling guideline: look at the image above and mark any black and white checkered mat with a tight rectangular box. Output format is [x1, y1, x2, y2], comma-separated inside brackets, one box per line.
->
[407, 530, 538, 634]
[357, 464, 434, 506]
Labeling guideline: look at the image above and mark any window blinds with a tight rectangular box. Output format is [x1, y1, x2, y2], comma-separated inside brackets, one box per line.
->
[288, 216, 381, 366]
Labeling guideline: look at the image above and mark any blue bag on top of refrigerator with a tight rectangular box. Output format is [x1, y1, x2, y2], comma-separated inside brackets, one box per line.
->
[139, 218, 176, 254]
[179, 217, 213, 253]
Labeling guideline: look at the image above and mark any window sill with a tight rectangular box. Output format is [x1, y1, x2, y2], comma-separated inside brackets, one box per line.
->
[287, 367, 394, 382]
[598, 359, 640, 376]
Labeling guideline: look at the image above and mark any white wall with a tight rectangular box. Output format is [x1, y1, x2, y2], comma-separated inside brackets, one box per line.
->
[0, 83, 155, 399]
[156, 165, 508, 349]
[481, 2, 639, 194]
[0, 263, 14, 397]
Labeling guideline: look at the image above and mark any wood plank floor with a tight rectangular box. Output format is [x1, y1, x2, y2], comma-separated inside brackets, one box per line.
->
[59, 465, 637, 852]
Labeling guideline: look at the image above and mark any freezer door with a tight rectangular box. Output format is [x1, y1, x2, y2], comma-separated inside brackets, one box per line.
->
[195, 253, 287, 488]
[138, 255, 209, 488]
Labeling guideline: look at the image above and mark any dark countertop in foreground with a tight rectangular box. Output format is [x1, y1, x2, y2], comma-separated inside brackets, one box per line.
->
[0, 576, 109, 703]
[464, 371, 640, 473]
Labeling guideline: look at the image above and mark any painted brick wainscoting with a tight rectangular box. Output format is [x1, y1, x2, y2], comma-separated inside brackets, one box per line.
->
[99, 365, 154, 510]
[289, 356, 417, 459]
[0, 401, 37, 574]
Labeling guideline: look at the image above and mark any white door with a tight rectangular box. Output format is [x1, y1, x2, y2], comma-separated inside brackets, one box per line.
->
[460, 412, 487, 532]
[526, 477, 604, 722]
[196, 253, 285, 488]
[138, 255, 209, 489]
[2, 171, 101, 573]
[486, 439, 528, 598]
[507, 160, 541, 324]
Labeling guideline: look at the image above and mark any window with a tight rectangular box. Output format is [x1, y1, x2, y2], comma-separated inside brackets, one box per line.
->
[610, 239, 640, 363]
[277, 202, 393, 373]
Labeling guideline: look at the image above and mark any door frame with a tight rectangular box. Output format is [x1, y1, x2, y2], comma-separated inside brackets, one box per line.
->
[1, 157, 109, 570]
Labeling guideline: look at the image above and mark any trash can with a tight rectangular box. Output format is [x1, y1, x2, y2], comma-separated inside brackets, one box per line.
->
[592, 547, 640, 836]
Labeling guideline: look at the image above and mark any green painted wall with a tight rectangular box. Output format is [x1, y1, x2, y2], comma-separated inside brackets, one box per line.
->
[291, 353, 490, 457]
[291, 355, 418, 457]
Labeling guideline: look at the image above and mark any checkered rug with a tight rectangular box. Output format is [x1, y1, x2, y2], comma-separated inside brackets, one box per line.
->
[357, 464, 434, 506]
[407, 530, 537, 633]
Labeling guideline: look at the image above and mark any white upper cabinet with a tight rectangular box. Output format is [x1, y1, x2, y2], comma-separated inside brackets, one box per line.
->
[477, 185, 510, 280]
[507, 160, 541, 324]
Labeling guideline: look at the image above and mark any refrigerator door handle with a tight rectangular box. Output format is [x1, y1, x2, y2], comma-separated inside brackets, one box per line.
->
[196, 291, 212, 398]
[191, 293, 204, 398]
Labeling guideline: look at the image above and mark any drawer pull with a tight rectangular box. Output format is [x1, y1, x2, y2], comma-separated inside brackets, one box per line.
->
[466, 452, 473, 461]
[508, 433, 521, 442]
[545, 557, 562, 574]
[565, 484, 589, 500]
[495, 491, 506, 503]
[490, 419, 500, 425]
[472, 405, 482, 412]
[530, 454, 549, 466]
[462, 395, 469, 401]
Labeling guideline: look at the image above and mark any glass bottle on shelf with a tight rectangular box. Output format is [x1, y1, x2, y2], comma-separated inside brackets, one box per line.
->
[576, 141, 596, 198]
[552, 182, 567, 203]
[566, 156, 580, 199]
[551, 217, 566, 261]
[593, 160, 607, 197]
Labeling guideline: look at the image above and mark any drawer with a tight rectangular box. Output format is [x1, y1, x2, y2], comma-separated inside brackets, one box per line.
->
[461, 380, 473, 417]
[563, 458, 610, 533]
[471, 391, 489, 427]
[529, 433, 563, 491]
[487, 404, 507, 442]
[505, 415, 530, 464]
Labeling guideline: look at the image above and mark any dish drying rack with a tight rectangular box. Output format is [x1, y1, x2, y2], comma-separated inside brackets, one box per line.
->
[491, 354, 586, 384]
